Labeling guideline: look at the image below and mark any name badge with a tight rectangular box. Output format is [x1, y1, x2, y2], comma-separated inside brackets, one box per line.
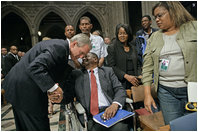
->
[160, 59, 170, 71]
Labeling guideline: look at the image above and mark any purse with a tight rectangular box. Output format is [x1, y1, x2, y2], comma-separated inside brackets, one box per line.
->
[131, 83, 157, 103]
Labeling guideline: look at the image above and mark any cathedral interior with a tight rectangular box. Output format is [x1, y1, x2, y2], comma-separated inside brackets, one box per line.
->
[1, 1, 197, 52]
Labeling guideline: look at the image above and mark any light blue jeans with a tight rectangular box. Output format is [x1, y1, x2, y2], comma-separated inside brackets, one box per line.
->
[158, 84, 189, 125]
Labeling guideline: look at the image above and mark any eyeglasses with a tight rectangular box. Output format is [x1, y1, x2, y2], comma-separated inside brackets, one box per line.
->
[153, 11, 168, 20]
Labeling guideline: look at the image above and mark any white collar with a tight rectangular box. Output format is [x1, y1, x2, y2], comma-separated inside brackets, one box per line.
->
[87, 67, 98, 74]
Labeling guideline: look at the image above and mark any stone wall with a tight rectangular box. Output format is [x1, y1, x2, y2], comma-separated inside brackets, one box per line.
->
[2, 1, 157, 46]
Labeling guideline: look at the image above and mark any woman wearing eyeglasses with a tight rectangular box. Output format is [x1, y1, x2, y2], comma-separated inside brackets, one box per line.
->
[142, 1, 196, 125]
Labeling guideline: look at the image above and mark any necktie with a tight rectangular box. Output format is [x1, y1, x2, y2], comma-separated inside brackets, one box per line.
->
[90, 70, 99, 115]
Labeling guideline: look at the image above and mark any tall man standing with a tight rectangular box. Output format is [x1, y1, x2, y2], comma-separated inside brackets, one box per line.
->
[65, 24, 76, 68]
[136, 15, 158, 40]
[1, 47, 8, 78]
[135, 15, 158, 67]
[2, 45, 19, 78]
[65, 24, 76, 41]
[2, 33, 91, 131]
[75, 16, 107, 68]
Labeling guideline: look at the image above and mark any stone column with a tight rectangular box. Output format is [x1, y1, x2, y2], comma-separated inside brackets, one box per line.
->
[31, 33, 38, 46]
[107, 1, 128, 40]
[31, 25, 38, 46]
[141, 1, 158, 28]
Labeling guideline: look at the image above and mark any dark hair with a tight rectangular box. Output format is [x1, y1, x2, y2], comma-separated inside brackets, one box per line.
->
[65, 24, 75, 28]
[80, 16, 92, 24]
[142, 15, 151, 21]
[1, 47, 7, 50]
[115, 23, 133, 42]
[89, 52, 98, 60]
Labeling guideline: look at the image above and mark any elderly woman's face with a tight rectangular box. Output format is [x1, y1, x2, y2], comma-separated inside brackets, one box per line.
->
[154, 6, 174, 30]
[118, 27, 128, 43]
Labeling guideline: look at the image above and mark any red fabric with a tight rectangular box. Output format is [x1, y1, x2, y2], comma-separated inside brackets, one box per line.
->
[90, 70, 99, 115]
[135, 108, 151, 116]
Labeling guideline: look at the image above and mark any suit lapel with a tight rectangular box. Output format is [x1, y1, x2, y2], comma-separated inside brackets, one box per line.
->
[98, 68, 113, 104]
[98, 69, 108, 95]
[131, 45, 138, 75]
[83, 70, 91, 111]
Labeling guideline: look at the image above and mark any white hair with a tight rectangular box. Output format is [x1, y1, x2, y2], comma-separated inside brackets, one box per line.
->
[70, 33, 92, 49]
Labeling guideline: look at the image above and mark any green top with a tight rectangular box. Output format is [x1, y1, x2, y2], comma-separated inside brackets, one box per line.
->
[142, 21, 197, 91]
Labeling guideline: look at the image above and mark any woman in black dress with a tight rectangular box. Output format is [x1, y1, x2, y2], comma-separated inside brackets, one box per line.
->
[107, 23, 142, 89]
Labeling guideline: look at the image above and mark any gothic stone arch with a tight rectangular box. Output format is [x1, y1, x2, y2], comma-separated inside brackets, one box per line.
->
[73, 6, 106, 35]
[2, 5, 32, 42]
[34, 6, 71, 35]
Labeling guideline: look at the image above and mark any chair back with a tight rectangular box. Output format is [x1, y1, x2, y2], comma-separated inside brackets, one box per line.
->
[131, 84, 157, 103]
[170, 112, 197, 131]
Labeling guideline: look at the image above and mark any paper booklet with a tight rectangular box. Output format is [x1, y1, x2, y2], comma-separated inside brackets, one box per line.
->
[93, 109, 134, 128]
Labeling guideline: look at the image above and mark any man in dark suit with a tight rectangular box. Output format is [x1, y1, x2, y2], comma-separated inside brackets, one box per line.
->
[72, 52, 129, 131]
[2, 33, 91, 131]
[2, 46, 19, 78]
[1, 47, 8, 79]
[65, 24, 76, 68]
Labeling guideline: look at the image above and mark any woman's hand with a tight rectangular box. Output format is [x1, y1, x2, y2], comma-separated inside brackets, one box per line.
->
[124, 74, 139, 86]
[144, 86, 157, 114]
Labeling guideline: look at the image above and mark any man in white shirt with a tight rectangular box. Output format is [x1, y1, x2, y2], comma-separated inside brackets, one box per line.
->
[74, 16, 107, 68]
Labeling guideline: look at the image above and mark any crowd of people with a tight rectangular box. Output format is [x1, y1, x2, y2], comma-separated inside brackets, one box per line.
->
[1, 1, 197, 131]
[1, 46, 25, 78]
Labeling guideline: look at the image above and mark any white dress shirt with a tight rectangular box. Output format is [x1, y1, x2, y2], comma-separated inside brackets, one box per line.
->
[88, 67, 122, 109]
[78, 33, 107, 64]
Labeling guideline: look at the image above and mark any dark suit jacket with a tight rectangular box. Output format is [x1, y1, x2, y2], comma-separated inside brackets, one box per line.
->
[72, 67, 126, 125]
[2, 53, 19, 77]
[136, 28, 158, 38]
[1, 55, 7, 77]
[2, 39, 70, 116]
[107, 40, 141, 84]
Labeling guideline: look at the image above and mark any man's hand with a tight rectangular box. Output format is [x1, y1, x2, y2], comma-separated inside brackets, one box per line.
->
[48, 87, 63, 103]
[103, 103, 119, 120]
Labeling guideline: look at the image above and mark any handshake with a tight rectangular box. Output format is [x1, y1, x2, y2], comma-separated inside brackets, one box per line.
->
[48, 86, 63, 103]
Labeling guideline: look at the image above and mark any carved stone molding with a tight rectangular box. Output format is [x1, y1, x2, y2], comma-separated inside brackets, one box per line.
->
[62, 7, 80, 18]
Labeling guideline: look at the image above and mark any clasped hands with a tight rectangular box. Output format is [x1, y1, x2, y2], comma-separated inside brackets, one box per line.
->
[48, 87, 63, 103]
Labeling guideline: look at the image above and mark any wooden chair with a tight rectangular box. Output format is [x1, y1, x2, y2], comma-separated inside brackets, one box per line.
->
[129, 84, 167, 131]
[139, 111, 166, 131]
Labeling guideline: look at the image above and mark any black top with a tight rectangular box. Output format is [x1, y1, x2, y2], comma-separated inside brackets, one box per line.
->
[107, 40, 141, 89]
